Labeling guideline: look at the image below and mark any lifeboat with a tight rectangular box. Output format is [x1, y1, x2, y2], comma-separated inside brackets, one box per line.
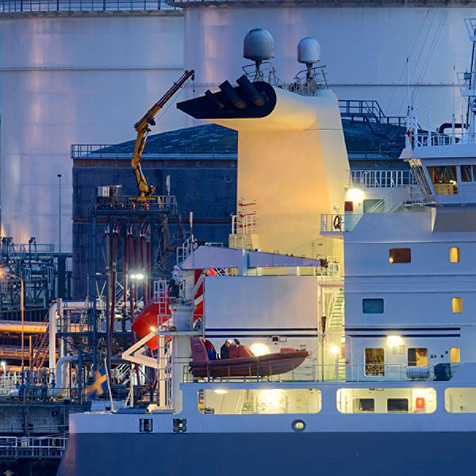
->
[189, 337, 309, 378]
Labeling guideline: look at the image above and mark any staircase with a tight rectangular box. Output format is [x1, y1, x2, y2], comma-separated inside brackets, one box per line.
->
[30, 310, 50, 370]
[327, 288, 346, 381]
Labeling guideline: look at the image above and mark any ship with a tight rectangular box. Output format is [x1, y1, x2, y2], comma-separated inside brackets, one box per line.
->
[57, 21, 476, 475]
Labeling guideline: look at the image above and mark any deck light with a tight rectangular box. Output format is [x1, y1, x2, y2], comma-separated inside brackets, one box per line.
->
[330, 345, 340, 355]
[347, 188, 364, 203]
[387, 335, 403, 346]
[250, 343, 270, 356]
[214, 389, 228, 394]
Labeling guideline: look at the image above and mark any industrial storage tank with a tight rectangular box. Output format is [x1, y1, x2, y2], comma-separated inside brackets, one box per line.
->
[0, 0, 473, 254]
[181, 2, 471, 125]
[0, 3, 185, 252]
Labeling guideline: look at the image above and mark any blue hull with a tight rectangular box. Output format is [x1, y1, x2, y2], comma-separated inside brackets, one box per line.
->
[57, 431, 476, 475]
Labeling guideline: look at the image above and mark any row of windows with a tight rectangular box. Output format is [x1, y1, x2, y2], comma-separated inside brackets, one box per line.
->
[198, 387, 476, 415]
[362, 297, 463, 314]
[364, 347, 460, 376]
[429, 165, 476, 185]
[389, 247, 460, 264]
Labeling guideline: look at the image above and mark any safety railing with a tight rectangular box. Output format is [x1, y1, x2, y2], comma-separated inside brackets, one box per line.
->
[320, 213, 363, 234]
[0, 0, 171, 13]
[71, 143, 237, 159]
[414, 132, 476, 148]
[0, 436, 67, 459]
[231, 214, 257, 236]
[349, 170, 416, 188]
[184, 362, 446, 383]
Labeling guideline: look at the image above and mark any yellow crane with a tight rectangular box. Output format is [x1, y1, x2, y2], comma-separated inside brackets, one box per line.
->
[131, 70, 195, 202]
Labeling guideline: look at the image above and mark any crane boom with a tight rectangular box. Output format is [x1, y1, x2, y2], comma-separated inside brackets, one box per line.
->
[131, 69, 195, 201]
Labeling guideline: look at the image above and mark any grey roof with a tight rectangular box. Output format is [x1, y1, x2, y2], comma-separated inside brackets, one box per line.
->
[96, 120, 405, 158]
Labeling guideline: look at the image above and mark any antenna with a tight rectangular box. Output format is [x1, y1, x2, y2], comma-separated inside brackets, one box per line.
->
[243, 29, 274, 81]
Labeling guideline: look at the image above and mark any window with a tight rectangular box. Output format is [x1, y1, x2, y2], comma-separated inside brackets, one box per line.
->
[461, 165, 473, 182]
[199, 389, 321, 415]
[452, 297, 463, 313]
[363, 199, 383, 213]
[353, 398, 375, 413]
[337, 388, 436, 414]
[450, 348, 460, 363]
[365, 348, 384, 376]
[449, 247, 460, 263]
[445, 388, 476, 412]
[428, 166, 458, 195]
[387, 398, 409, 413]
[389, 248, 411, 263]
[139, 419, 153, 433]
[460, 165, 476, 182]
[362, 298, 384, 314]
[408, 348, 428, 367]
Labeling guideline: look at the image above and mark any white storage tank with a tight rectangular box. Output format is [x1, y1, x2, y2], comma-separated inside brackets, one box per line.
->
[183, 4, 470, 126]
[0, 7, 186, 251]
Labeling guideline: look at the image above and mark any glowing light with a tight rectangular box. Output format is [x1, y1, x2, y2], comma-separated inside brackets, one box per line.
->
[387, 335, 403, 346]
[150, 327, 156, 332]
[130, 273, 145, 280]
[250, 343, 270, 356]
[347, 188, 364, 203]
[214, 389, 228, 394]
[330, 345, 340, 355]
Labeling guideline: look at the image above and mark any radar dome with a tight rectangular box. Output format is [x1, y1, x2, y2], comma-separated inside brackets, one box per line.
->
[244, 28, 274, 62]
[297, 37, 321, 65]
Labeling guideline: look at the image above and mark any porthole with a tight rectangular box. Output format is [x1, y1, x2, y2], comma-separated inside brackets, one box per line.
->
[292, 419, 306, 432]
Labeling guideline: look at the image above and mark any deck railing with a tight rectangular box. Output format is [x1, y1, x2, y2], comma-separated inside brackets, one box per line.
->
[349, 170, 416, 188]
[184, 362, 445, 384]
[0, 436, 67, 459]
[0, 0, 171, 13]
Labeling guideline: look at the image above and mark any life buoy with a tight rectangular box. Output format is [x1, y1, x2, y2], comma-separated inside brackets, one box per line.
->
[333, 215, 341, 230]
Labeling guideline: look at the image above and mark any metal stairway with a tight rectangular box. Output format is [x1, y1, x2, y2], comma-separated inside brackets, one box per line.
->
[327, 288, 346, 380]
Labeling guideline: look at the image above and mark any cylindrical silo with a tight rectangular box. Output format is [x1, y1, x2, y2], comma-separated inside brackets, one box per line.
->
[182, 3, 471, 127]
[0, 5, 186, 251]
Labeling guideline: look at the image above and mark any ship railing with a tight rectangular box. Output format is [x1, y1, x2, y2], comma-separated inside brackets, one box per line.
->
[0, 435, 67, 459]
[456, 71, 476, 98]
[183, 362, 441, 383]
[0, 0, 173, 14]
[320, 213, 363, 234]
[414, 131, 476, 148]
[176, 235, 197, 264]
[349, 170, 416, 188]
[231, 214, 257, 236]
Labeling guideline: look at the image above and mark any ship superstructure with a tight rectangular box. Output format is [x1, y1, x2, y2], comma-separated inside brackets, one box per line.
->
[57, 21, 476, 476]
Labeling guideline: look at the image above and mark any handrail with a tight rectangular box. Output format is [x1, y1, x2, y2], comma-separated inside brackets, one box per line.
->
[0, 0, 171, 13]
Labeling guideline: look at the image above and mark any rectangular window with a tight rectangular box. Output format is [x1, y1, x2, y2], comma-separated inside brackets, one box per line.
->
[428, 166, 458, 195]
[452, 297, 463, 313]
[199, 388, 321, 415]
[449, 247, 460, 263]
[353, 398, 375, 413]
[363, 199, 383, 213]
[445, 388, 476, 412]
[365, 348, 385, 376]
[337, 388, 436, 414]
[389, 248, 411, 263]
[461, 165, 473, 182]
[139, 419, 153, 433]
[450, 348, 460, 363]
[408, 348, 428, 367]
[362, 298, 384, 314]
[387, 398, 409, 413]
